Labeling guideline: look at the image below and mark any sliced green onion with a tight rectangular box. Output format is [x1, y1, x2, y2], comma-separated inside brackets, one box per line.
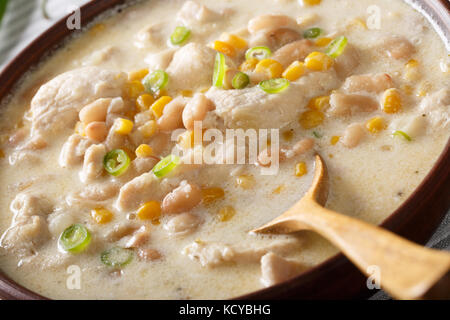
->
[59, 224, 91, 253]
[213, 52, 226, 87]
[170, 26, 191, 45]
[259, 78, 290, 94]
[0, 0, 8, 26]
[326, 36, 348, 58]
[245, 46, 272, 60]
[152, 154, 180, 178]
[104, 149, 131, 177]
[312, 131, 323, 138]
[392, 130, 412, 141]
[142, 70, 169, 94]
[232, 72, 250, 89]
[101, 247, 134, 268]
[303, 27, 323, 39]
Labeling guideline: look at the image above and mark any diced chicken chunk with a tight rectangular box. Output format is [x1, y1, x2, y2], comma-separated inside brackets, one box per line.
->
[378, 35, 416, 60]
[59, 134, 94, 167]
[144, 49, 176, 71]
[329, 93, 379, 116]
[30, 67, 126, 140]
[248, 14, 297, 34]
[334, 44, 361, 78]
[166, 43, 217, 91]
[176, 1, 219, 26]
[75, 182, 120, 202]
[419, 88, 450, 128]
[343, 73, 393, 94]
[183, 239, 299, 267]
[207, 71, 340, 129]
[260, 252, 304, 287]
[80, 144, 107, 183]
[0, 194, 52, 255]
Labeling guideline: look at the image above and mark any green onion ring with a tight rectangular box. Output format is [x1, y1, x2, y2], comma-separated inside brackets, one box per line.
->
[232, 72, 250, 89]
[258, 78, 290, 94]
[326, 36, 348, 58]
[213, 52, 226, 87]
[245, 46, 272, 60]
[103, 149, 131, 177]
[142, 70, 169, 94]
[101, 247, 134, 268]
[152, 154, 180, 178]
[59, 224, 91, 253]
[170, 26, 191, 45]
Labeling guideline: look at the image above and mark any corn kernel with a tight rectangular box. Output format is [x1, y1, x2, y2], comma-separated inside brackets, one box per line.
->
[416, 81, 432, 97]
[330, 136, 340, 145]
[114, 118, 134, 135]
[213, 40, 236, 57]
[382, 88, 402, 114]
[128, 69, 149, 81]
[282, 130, 294, 141]
[347, 18, 367, 30]
[177, 130, 195, 149]
[138, 120, 158, 138]
[91, 208, 113, 224]
[126, 80, 145, 99]
[239, 58, 259, 72]
[181, 90, 193, 97]
[401, 84, 414, 96]
[303, 0, 321, 5]
[366, 117, 387, 133]
[75, 121, 85, 136]
[299, 110, 325, 129]
[305, 52, 334, 71]
[255, 59, 284, 79]
[307, 95, 330, 111]
[295, 162, 308, 177]
[218, 206, 236, 222]
[137, 201, 161, 221]
[282, 61, 306, 81]
[135, 144, 153, 158]
[272, 185, 285, 195]
[136, 94, 155, 111]
[236, 175, 255, 190]
[220, 33, 247, 50]
[404, 59, 420, 81]
[202, 187, 225, 205]
[151, 96, 172, 118]
[315, 37, 333, 47]
[90, 23, 105, 36]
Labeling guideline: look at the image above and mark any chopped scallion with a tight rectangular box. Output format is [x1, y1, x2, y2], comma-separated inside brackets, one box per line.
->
[152, 154, 180, 178]
[245, 46, 272, 60]
[213, 52, 226, 87]
[258, 78, 290, 94]
[326, 36, 348, 58]
[303, 27, 323, 39]
[232, 72, 250, 89]
[142, 70, 169, 94]
[392, 130, 412, 141]
[170, 26, 191, 45]
[59, 224, 91, 253]
[101, 247, 134, 268]
[104, 149, 131, 177]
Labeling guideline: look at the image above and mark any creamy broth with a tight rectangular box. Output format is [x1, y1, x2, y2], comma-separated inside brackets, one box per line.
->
[0, 0, 448, 299]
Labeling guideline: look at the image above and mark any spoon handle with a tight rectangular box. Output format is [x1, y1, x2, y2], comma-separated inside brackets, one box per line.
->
[286, 199, 450, 300]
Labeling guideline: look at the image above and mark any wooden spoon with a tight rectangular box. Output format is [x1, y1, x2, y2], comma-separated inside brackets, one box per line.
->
[252, 155, 450, 300]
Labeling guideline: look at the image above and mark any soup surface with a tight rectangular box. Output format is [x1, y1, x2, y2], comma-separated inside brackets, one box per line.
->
[0, 0, 449, 299]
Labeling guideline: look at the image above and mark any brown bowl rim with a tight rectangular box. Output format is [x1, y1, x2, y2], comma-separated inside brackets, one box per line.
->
[0, 0, 449, 300]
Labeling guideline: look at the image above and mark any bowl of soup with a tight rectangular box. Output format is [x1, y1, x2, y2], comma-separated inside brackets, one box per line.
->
[0, 0, 449, 300]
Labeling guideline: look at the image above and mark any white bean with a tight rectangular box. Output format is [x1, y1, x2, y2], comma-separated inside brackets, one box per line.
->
[79, 98, 111, 125]
[157, 97, 186, 132]
[342, 123, 365, 148]
[164, 213, 200, 236]
[162, 181, 202, 214]
[182, 94, 215, 130]
[248, 14, 297, 34]
[85, 121, 108, 142]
